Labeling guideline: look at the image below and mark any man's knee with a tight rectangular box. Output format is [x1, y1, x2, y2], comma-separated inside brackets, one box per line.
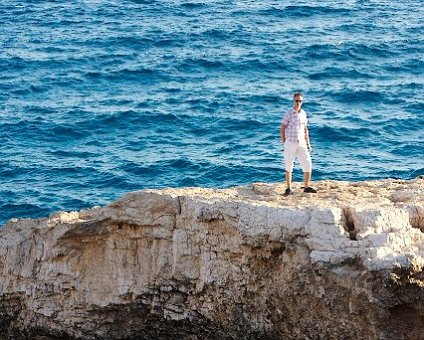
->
[285, 164, 294, 172]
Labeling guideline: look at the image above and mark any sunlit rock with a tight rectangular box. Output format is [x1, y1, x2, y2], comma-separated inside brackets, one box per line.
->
[0, 178, 423, 339]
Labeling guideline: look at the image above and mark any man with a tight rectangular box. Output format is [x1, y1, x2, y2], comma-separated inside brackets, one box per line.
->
[280, 92, 317, 196]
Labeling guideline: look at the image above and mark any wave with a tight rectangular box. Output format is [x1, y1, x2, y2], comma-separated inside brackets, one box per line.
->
[384, 58, 424, 75]
[176, 57, 227, 71]
[0, 203, 50, 225]
[391, 143, 424, 157]
[326, 90, 386, 104]
[302, 44, 348, 62]
[347, 42, 400, 59]
[180, 2, 207, 9]
[84, 67, 167, 83]
[314, 125, 377, 142]
[258, 5, 351, 18]
[379, 168, 424, 180]
[308, 67, 374, 80]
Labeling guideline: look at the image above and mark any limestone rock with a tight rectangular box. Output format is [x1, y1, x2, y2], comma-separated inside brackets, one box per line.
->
[0, 178, 423, 339]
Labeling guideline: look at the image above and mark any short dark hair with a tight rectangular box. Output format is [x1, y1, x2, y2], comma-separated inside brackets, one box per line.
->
[293, 92, 303, 99]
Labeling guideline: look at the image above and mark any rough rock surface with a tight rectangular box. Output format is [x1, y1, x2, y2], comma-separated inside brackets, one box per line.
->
[0, 178, 423, 339]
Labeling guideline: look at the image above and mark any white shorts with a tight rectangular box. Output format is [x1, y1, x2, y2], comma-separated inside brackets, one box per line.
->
[284, 141, 312, 173]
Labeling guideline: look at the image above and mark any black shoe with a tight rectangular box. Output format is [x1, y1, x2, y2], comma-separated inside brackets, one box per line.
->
[283, 188, 293, 196]
[304, 187, 317, 193]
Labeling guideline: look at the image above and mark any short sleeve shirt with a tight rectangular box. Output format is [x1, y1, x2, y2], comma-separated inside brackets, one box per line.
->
[281, 108, 308, 144]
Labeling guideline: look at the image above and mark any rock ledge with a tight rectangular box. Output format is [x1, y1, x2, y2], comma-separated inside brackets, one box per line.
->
[1, 178, 423, 339]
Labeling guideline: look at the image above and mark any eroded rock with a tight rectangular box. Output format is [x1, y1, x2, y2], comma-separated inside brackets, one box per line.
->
[0, 178, 423, 339]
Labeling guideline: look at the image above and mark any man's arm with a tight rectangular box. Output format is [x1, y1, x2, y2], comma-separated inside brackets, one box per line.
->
[280, 125, 287, 142]
[304, 127, 312, 152]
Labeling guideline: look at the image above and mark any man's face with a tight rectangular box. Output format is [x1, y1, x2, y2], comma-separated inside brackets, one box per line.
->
[293, 96, 303, 110]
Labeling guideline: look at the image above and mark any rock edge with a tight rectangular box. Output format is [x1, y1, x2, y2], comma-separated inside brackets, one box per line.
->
[0, 178, 423, 339]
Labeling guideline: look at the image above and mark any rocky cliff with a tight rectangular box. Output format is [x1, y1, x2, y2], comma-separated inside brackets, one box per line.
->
[0, 178, 423, 339]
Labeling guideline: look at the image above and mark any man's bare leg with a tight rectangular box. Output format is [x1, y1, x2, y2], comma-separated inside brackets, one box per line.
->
[283, 171, 294, 196]
[303, 172, 317, 193]
[286, 171, 292, 189]
[304, 171, 311, 188]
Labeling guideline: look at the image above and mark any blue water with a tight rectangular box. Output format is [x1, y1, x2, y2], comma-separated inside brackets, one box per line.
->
[1, 1, 423, 225]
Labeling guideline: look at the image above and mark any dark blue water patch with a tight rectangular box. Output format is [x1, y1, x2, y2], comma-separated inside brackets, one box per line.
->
[23, 105, 58, 116]
[42, 74, 85, 88]
[314, 125, 377, 143]
[1, 203, 51, 224]
[7, 57, 72, 73]
[390, 142, 424, 157]
[166, 157, 204, 172]
[214, 116, 265, 132]
[96, 98, 135, 108]
[119, 161, 165, 177]
[212, 141, 249, 154]
[28, 83, 51, 94]
[83, 67, 168, 84]
[382, 168, 424, 180]
[2, 119, 50, 139]
[176, 57, 228, 72]
[48, 124, 87, 141]
[180, 98, 221, 113]
[308, 67, 374, 80]
[41, 165, 85, 178]
[382, 118, 424, 136]
[99, 35, 158, 49]
[89, 173, 134, 191]
[162, 87, 182, 94]
[76, 110, 147, 132]
[328, 90, 386, 104]
[172, 162, 273, 188]
[34, 45, 73, 54]
[202, 28, 232, 41]
[84, 71, 103, 79]
[405, 101, 424, 112]
[302, 44, 351, 62]
[127, 0, 157, 4]
[399, 82, 424, 91]
[139, 112, 260, 135]
[153, 38, 187, 48]
[116, 158, 208, 188]
[337, 23, 369, 34]
[258, 5, 351, 19]
[234, 58, 290, 74]
[378, 93, 409, 106]
[108, 67, 167, 82]
[0, 56, 27, 70]
[180, 2, 208, 10]
[347, 42, 401, 60]
[409, 168, 424, 179]
[384, 58, 424, 75]
[47, 149, 101, 159]
[137, 111, 189, 128]
[0, 167, 22, 179]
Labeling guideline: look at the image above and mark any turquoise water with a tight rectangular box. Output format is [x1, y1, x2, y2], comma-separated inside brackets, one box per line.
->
[1, 1, 423, 224]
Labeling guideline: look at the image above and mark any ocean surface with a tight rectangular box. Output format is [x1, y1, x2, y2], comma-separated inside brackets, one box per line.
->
[1, 1, 423, 225]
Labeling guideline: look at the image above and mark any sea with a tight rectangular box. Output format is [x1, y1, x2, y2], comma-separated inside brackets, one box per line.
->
[1, 0, 423, 225]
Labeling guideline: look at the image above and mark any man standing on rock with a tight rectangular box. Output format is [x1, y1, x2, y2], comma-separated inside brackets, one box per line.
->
[280, 92, 317, 196]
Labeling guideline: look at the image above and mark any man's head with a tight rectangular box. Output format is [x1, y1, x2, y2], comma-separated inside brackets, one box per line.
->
[293, 92, 303, 111]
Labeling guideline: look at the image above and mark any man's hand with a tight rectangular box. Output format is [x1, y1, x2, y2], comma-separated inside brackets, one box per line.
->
[280, 125, 287, 144]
